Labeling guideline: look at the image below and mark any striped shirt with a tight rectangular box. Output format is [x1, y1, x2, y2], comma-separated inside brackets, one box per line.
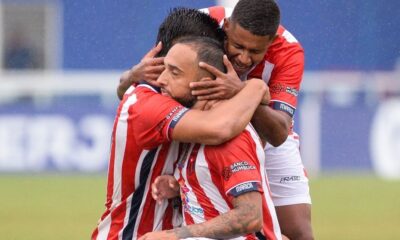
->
[174, 126, 282, 240]
[92, 84, 188, 240]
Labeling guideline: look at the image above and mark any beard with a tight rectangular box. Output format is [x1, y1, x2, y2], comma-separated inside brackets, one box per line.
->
[175, 94, 196, 108]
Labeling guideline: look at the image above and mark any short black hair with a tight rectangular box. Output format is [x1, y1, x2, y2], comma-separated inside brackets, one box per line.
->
[175, 36, 226, 76]
[231, 0, 280, 37]
[156, 7, 225, 57]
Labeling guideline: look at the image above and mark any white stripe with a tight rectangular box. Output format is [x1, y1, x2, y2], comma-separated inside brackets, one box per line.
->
[153, 141, 181, 230]
[180, 144, 205, 224]
[112, 94, 137, 206]
[261, 61, 275, 84]
[125, 85, 135, 95]
[95, 213, 112, 240]
[198, 8, 209, 14]
[246, 126, 282, 239]
[196, 146, 230, 214]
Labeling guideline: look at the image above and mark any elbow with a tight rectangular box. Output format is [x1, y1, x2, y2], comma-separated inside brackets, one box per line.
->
[269, 133, 288, 147]
[246, 219, 263, 234]
[268, 121, 290, 147]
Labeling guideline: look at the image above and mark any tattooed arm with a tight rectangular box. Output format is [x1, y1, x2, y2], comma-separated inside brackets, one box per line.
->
[139, 191, 263, 240]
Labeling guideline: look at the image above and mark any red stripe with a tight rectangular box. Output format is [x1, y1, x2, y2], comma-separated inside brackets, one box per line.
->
[121, 105, 140, 199]
[162, 200, 174, 230]
[107, 201, 127, 239]
[91, 227, 99, 240]
[186, 144, 220, 220]
[176, 145, 196, 225]
[105, 93, 136, 239]
[208, 6, 226, 24]
[261, 196, 278, 240]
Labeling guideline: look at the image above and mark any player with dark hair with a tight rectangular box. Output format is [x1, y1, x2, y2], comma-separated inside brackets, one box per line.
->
[117, 7, 225, 98]
[197, 1, 314, 239]
[91, 8, 270, 240]
[118, 1, 314, 239]
[140, 36, 282, 240]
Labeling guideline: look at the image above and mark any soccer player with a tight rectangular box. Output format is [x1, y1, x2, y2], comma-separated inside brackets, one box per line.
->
[118, 1, 314, 239]
[91, 8, 270, 240]
[140, 36, 281, 240]
[194, 1, 314, 239]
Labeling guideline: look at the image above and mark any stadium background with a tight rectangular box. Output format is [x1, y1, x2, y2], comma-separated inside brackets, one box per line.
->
[0, 0, 399, 239]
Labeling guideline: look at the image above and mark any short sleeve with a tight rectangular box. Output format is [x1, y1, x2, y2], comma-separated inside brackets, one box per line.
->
[268, 45, 304, 118]
[132, 85, 189, 149]
[204, 131, 263, 198]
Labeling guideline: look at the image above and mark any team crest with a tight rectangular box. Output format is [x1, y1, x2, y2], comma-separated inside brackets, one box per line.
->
[222, 167, 232, 181]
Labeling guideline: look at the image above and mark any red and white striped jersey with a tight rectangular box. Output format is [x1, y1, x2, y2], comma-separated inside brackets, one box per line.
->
[92, 84, 188, 240]
[201, 6, 304, 119]
[174, 125, 282, 240]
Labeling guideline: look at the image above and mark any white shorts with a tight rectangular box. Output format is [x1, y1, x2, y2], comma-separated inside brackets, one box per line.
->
[264, 132, 312, 207]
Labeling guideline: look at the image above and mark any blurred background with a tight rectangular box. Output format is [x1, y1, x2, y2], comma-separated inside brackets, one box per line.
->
[0, 0, 399, 239]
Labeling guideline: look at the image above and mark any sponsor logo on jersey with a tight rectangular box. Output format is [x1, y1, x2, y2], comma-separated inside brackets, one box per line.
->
[280, 175, 301, 183]
[229, 161, 256, 173]
[270, 83, 298, 97]
[179, 182, 204, 217]
[285, 86, 299, 97]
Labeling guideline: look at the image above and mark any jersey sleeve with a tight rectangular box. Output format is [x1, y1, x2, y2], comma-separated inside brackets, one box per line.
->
[132, 85, 189, 149]
[268, 43, 304, 118]
[204, 131, 263, 198]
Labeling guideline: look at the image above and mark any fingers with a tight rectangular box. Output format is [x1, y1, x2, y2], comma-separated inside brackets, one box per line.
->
[147, 65, 165, 73]
[223, 55, 235, 73]
[144, 41, 163, 58]
[150, 57, 164, 66]
[190, 79, 218, 89]
[191, 87, 220, 97]
[199, 61, 224, 78]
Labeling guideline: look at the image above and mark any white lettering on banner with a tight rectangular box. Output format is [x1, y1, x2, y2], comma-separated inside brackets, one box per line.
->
[0, 115, 112, 171]
[370, 99, 400, 179]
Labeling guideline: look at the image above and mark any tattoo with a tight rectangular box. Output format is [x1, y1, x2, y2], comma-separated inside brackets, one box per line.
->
[176, 191, 262, 239]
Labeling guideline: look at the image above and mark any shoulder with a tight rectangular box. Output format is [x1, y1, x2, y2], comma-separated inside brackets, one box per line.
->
[267, 25, 304, 63]
[205, 127, 259, 158]
[199, 6, 233, 25]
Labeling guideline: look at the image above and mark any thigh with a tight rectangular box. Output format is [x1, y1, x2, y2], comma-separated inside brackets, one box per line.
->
[275, 204, 314, 240]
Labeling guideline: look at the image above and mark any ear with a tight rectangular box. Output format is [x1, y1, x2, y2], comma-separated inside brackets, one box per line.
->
[223, 17, 230, 31]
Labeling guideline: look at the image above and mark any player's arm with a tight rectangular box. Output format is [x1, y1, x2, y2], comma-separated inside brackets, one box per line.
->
[172, 78, 268, 145]
[252, 49, 304, 146]
[139, 191, 263, 240]
[117, 43, 164, 99]
[251, 103, 291, 147]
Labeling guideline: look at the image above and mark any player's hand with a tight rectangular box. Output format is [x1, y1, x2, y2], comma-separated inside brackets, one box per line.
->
[121, 42, 165, 87]
[138, 230, 178, 240]
[260, 83, 271, 105]
[151, 175, 180, 204]
[191, 55, 245, 100]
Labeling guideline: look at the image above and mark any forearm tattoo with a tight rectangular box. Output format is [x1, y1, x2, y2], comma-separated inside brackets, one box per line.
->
[173, 192, 262, 239]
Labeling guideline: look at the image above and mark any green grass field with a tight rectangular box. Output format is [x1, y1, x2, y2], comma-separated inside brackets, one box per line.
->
[1, 174, 399, 239]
